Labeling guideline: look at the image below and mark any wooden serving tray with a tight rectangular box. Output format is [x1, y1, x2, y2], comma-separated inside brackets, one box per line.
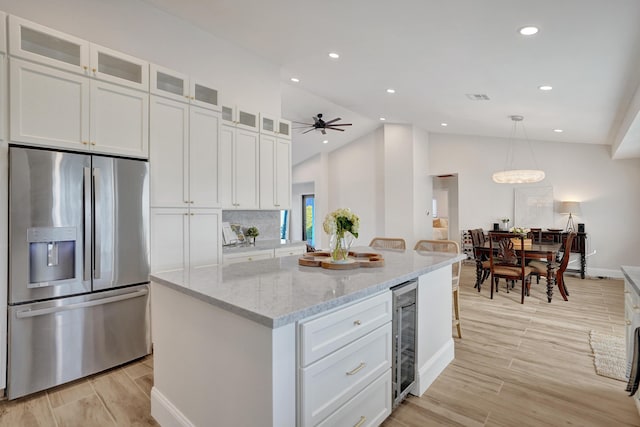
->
[298, 251, 385, 270]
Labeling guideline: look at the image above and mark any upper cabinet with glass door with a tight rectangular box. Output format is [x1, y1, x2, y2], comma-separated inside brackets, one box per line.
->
[221, 103, 259, 132]
[0, 12, 7, 53]
[259, 113, 292, 140]
[150, 64, 220, 111]
[9, 15, 148, 91]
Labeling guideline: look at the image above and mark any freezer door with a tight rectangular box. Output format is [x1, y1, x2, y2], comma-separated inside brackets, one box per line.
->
[9, 146, 92, 304]
[7, 284, 151, 399]
[92, 155, 150, 290]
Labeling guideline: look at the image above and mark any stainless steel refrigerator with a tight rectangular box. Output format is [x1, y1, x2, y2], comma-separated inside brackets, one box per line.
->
[7, 145, 151, 399]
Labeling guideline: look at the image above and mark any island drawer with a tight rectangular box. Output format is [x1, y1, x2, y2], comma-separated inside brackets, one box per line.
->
[316, 369, 391, 427]
[299, 323, 392, 427]
[299, 291, 392, 366]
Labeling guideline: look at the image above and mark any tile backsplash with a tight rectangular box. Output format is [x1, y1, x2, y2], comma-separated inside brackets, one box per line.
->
[222, 210, 281, 240]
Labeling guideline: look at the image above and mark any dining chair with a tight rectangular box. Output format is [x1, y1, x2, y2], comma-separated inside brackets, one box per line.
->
[528, 232, 576, 301]
[369, 237, 406, 250]
[488, 232, 533, 304]
[469, 229, 491, 290]
[414, 239, 462, 338]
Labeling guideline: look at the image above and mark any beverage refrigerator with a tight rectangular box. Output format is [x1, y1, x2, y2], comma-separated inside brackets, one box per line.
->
[7, 145, 151, 399]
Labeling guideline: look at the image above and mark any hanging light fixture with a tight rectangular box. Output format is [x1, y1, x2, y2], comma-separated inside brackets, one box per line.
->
[492, 115, 545, 184]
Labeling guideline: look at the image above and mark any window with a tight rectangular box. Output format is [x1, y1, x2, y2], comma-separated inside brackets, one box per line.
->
[302, 194, 315, 248]
[280, 210, 289, 240]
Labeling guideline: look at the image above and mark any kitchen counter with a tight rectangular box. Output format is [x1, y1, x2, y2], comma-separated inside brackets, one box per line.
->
[151, 248, 464, 328]
[150, 248, 463, 427]
[622, 266, 640, 295]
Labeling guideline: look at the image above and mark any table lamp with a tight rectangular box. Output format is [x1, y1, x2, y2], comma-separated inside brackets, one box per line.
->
[559, 201, 581, 232]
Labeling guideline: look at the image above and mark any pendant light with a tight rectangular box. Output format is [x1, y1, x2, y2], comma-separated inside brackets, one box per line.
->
[492, 115, 545, 184]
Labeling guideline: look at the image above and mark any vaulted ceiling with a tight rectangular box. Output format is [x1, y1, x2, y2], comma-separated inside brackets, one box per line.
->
[143, 0, 640, 165]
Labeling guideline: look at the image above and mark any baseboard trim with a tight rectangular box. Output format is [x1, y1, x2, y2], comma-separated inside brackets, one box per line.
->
[585, 268, 624, 279]
[413, 338, 455, 396]
[150, 387, 195, 427]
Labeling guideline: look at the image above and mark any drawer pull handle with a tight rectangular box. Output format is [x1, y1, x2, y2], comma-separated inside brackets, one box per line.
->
[346, 362, 366, 376]
[354, 416, 367, 427]
[354, 320, 362, 326]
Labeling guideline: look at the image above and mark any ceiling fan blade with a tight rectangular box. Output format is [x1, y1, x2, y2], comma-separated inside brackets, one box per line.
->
[292, 121, 314, 125]
[302, 128, 315, 134]
[323, 117, 341, 125]
[329, 127, 345, 132]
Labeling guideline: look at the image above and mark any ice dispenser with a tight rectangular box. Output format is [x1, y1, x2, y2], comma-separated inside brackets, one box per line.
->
[28, 227, 77, 287]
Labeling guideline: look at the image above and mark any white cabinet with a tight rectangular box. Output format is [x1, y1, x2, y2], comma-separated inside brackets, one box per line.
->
[9, 16, 148, 91]
[298, 291, 392, 427]
[221, 104, 259, 132]
[150, 208, 221, 273]
[223, 249, 273, 265]
[259, 134, 291, 209]
[219, 123, 259, 209]
[8, 17, 149, 158]
[150, 96, 220, 209]
[260, 113, 292, 140]
[9, 59, 148, 157]
[274, 245, 306, 258]
[150, 64, 220, 111]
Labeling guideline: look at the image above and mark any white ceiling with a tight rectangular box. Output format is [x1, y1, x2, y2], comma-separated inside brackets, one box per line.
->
[143, 0, 640, 165]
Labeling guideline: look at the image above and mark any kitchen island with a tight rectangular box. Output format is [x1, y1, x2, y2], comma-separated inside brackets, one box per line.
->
[150, 248, 464, 427]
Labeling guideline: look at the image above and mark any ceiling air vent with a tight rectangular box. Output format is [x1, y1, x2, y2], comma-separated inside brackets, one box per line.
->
[465, 94, 490, 101]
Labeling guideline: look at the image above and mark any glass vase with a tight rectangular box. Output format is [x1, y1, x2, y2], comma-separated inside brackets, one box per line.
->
[329, 232, 354, 263]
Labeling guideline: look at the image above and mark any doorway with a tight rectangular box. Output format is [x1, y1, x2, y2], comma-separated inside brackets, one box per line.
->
[302, 194, 315, 248]
[432, 174, 459, 242]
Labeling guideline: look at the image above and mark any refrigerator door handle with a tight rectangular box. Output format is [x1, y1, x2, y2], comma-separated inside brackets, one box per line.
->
[93, 167, 101, 279]
[83, 167, 92, 282]
[15, 288, 148, 319]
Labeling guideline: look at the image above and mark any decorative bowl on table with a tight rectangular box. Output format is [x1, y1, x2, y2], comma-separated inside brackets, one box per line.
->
[546, 228, 563, 232]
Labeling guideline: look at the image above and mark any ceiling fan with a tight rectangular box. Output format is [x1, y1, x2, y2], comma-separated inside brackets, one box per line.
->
[293, 113, 352, 135]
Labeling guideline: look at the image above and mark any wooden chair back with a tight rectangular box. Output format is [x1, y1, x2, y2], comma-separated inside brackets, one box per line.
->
[369, 237, 406, 250]
[557, 232, 577, 274]
[414, 239, 461, 285]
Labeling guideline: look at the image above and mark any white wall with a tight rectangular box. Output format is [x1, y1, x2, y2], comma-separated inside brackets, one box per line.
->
[429, 133, 640, 276]
[0, 0, 282, 114]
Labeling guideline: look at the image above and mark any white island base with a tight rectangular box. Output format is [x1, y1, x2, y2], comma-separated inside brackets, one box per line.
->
[150, 259, 455, 427]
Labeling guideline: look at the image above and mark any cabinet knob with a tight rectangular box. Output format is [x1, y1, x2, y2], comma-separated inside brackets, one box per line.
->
[81, 141, 88, 145]
[627, 320, 632, 325]
[353, 320, 362, 326]
[191, 96, 195, 100]
[90, 141, 96, 145]
[92, 68, 97, 73]
[83, 65, 88, 71]
[190, 201, 194, 204]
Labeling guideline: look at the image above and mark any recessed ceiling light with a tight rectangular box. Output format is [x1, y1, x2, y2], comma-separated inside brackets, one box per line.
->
[553, 129, 564, 133]
[386, 88, 396, 94]
[538, 85, 552, 91]
[322, 139, 329, 144]
[328, 52, 340, 59]
[440, 123, 448, 127]
[379, 117, 386, 121]
[290, 77, 300, 83]
[519, 26, 539, 36]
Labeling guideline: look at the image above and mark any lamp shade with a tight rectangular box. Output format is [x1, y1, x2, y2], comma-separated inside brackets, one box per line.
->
[559, 201, 581, 215]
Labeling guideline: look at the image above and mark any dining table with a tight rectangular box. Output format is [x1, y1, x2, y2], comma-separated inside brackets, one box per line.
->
[475, 241, 564, 302]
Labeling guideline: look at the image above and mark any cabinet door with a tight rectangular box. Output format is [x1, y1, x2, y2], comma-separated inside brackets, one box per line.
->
[259, 134, 276, 209]
[90, 80, 149, 158]
[219, 124, 235, 208]
[189, 107, 220, 208]
[10, 58, 90, 150]
[275, 138, 291, 209]
[150, 96, 189, 208]
[190, 79, 220, 111]
[260, 113, 277, 136]
[189, 209, 221, 268]
[150, 64, 189, 103]
[90, 44, 148, 91]
[150, 208, 188, 273]
[9, 15, 89, 74]
[234, 129, 259, 209]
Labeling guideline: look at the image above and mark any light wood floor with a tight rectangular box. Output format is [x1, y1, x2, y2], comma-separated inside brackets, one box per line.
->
[1, 265, 638, 426]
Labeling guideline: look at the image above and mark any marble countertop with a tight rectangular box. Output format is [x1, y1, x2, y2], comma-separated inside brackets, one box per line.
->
[151, 248, 466, 329]
[222, 239, 306, 254]
[622, 266, 640, 295]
